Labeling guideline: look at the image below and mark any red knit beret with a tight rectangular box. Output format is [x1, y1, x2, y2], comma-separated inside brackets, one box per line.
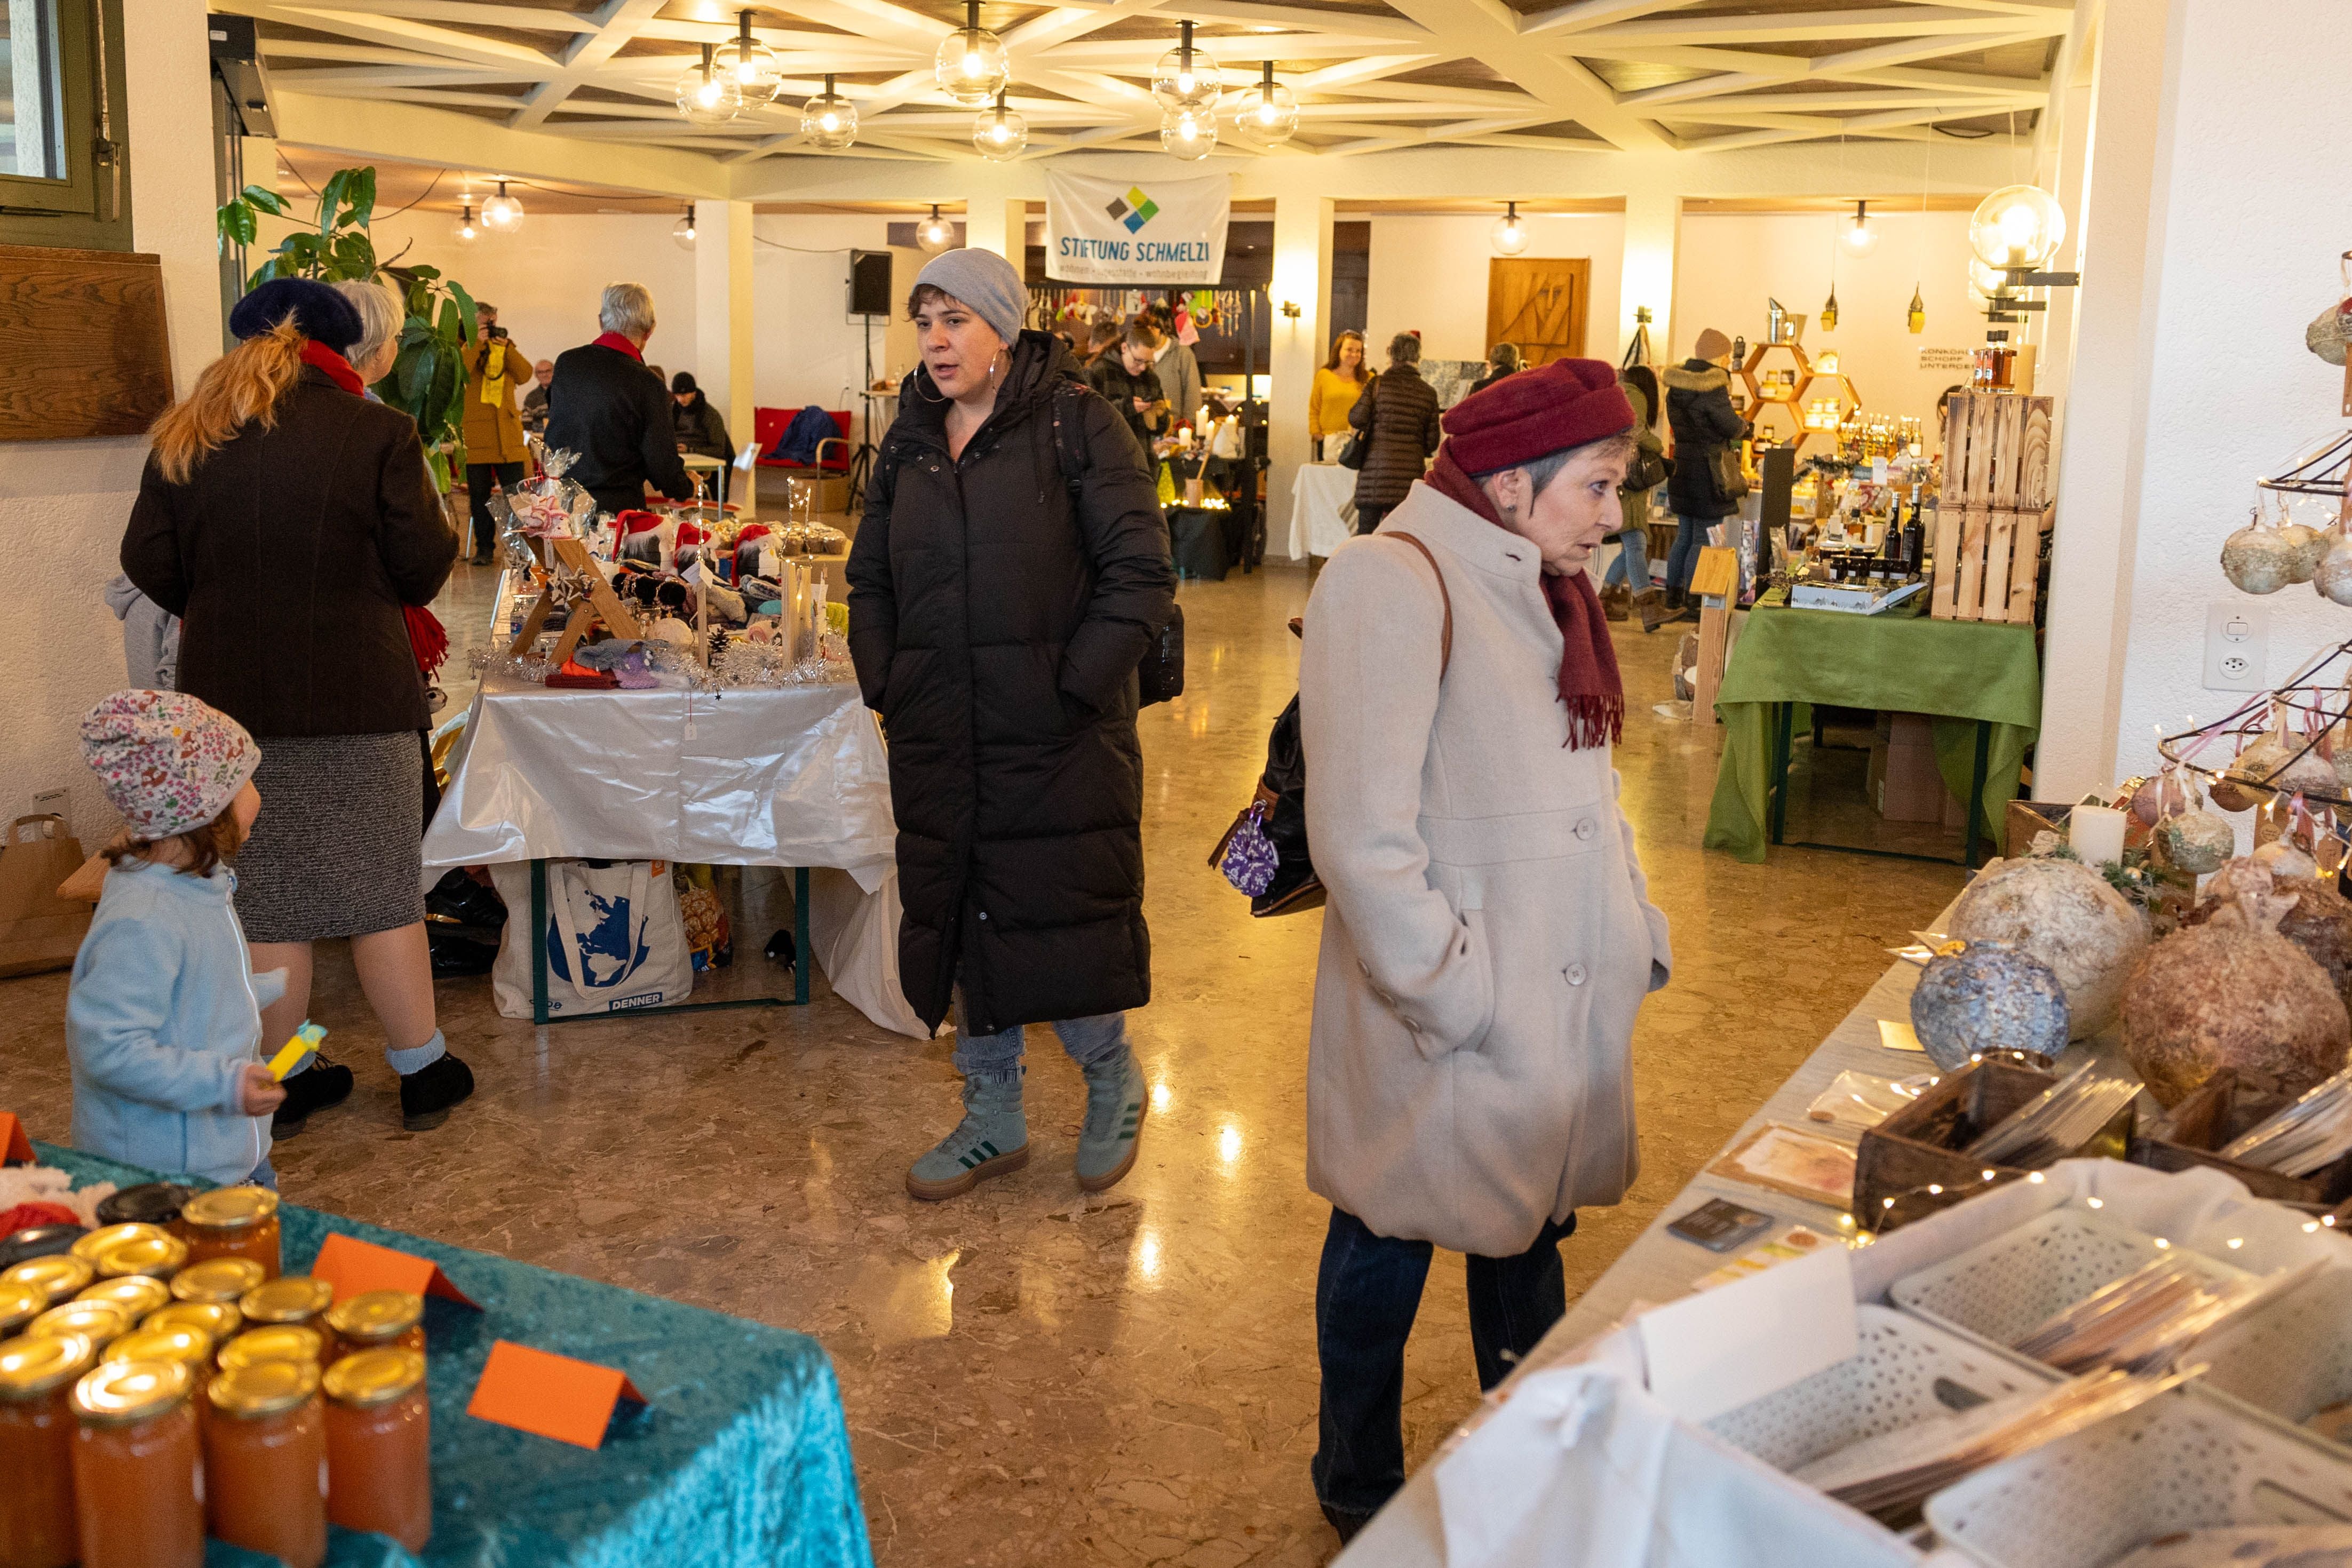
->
[1440, 356, 1633, 475]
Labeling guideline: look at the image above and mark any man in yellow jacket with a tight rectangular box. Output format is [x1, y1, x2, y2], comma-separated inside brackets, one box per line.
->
[461, 304, 531, 562]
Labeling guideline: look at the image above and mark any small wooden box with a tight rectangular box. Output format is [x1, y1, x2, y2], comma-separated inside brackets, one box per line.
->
[2128, 1069, 2352, 1206]
[1855, 1059, 2133, 1232]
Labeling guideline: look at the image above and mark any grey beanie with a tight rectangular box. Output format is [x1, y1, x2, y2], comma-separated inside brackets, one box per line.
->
[913, 248, 1027, 347]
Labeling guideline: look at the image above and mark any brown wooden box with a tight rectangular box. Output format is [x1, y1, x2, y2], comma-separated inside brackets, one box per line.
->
[2128, 1068, 2352, 1206]
[1856, 1059, 2134, 1232]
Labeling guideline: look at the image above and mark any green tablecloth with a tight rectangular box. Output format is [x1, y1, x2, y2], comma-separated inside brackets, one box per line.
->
[1702, 608, 2042, 864]
[30, 1143, 875, 1568]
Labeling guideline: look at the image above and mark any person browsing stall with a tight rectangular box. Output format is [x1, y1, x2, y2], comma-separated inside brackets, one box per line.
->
[544, 282, 695, 518]
[460, 303, 531, 563]
[1086, 319, 1171, 455]
[1308, 331, 1370, 462]
[1345, 331, 1442, 536]
[521, 358, 555, 435]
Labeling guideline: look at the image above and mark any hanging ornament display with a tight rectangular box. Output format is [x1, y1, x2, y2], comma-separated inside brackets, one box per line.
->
[801, 74, 858, 150]
[676, 43, 744, 126]
[2157, 809, 2237, 874]
[2316, 523, 2352, 607]
[1819, 284, 1839, 332]
[1906, 285, 1925, 335]
[713, 10, 783, 105]
[2223, 507, 2301, 594]
[936, 1, 1009, 106]
[974, 90, 1027, 161]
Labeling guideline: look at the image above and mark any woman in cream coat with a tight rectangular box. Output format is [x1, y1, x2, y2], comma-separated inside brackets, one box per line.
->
[1297, 356, 1672, 1540]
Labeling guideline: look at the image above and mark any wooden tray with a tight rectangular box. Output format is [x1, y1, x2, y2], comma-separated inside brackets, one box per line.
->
[1855, 1059, 2133, 1232]
[2128, 1068, 2352, 1207]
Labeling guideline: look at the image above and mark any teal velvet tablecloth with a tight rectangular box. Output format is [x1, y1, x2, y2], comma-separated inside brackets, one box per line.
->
[33, 1143, 874, 1568]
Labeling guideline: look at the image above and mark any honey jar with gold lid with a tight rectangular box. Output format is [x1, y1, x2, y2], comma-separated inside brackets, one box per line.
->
[68, 1223, 170, 1268]
[102, 1325, 214, 1373]
[205, 1358, 329, 1568]
[70, 1358, 204, 1568]
[0, 1279, 44, 1336]
[144, 1299, 242, 1344]
[175, 1188, 280, 1278]
[86, 1229, 187, 1282]
[240, 1274, 333, 1330]
[26, 1299, 133, 1351]
[321, 1348, 431, 1551]
[323, 1290, 425, 1362]
[218, 1323, 324, 1372]
[76, 1275, 171, 1322]
[3, 1253, 94, 1306]
[171, 1255, 265, 1305]
[0, 1331, 99, 1568]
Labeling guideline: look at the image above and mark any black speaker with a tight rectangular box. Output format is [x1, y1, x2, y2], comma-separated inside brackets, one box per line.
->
[848, 250, 892, 319]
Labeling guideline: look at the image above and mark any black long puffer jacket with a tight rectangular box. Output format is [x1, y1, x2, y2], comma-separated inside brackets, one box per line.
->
[1662, 359, 1749, 520]
[847, 331, 1176, 1035]
[1347, 362, 1442, 511]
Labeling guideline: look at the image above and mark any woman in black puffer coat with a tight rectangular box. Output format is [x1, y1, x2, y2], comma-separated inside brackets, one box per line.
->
[1657, 327, 1749, 621]
[1346, 332, 1442, 535]
[848, 249, 1175, 1205]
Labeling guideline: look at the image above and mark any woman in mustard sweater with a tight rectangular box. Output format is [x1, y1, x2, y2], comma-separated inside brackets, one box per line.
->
[1308, 331, 1370, 460]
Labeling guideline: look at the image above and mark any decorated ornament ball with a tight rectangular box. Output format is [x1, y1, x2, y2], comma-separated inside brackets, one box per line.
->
[1948, 856, 2150, 1040]
[1910, 941, 2071, 1072]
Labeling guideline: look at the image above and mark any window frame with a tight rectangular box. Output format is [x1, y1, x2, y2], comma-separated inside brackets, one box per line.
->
[0, 0, 128, 251]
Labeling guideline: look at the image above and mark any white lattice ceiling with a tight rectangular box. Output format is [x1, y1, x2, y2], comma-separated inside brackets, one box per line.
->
[220, 0, 2071, 166]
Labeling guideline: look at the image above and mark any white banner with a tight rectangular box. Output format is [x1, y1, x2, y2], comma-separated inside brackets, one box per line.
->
[1045, 170, 1230, 285]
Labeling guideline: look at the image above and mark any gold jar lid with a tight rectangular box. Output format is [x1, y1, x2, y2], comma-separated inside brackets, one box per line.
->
[321, 1347, 425, 1408]
[71, 1358, 193, 1425]
[208, 1356, 321, 1419]
[89, 1230, 187, 1281]
[69, 1222, 170, 1265]
[0, 1281, 44, 1335]
[27, 1299, 132, 1348]
[323, 1290, 423, 1344]
[240, 1275, 333, 1325]
[103, 1325, 214, 1371]
[172, 1256, 267, 1304]
[3, 1254, 94, 1304]
[0, 1332, 97, 1399]
[144, 1300, 241, 1342]
[179, 1187, 279, 1232]
[77, 1275, 171, 1320]
[218, 1324, 323, 1371]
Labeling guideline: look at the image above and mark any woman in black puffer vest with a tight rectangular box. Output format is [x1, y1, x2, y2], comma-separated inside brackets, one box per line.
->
[1346, 332, 1443, 536]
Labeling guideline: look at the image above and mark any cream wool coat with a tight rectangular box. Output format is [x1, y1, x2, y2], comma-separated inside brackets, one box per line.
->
[1299, 483, 1672, 1258]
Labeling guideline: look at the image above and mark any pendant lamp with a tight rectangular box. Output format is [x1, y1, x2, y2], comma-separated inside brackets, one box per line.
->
[1841, 199, 1876, 254]
[1820, 284, 1838, 332]
[677, 43, 744, 125]
[975, 90, 1027, 161]
[917, 204, 955, 254]
[672, 204, 697, 250]
[481, 180, 523, 232]
[1162, 106, 1217, 160]
[936, 1, 1008, 107]
[1907, 285, 1926, 335]
[453, 202, 480, 244]
[801, 73, 858, 150]
[1151, 21, 1220, 114]
[714, 10, 782, 105]
[1969, 183, 2065, 271]
[1491, 201, 1528, 257]
[1235, 61, 1297, 145]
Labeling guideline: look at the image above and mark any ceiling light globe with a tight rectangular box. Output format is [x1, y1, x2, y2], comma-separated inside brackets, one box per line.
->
[454, 206, 480, 244]
[917, 209, 954, 254]
[973, 105, 1028, 161]
[1152, 44, 1221, 113]
[1234, 81, 1297, 145]
[1491, 211, 1528, 257]
[1161, 109, 1217, 161]
[1842, 217, 1877, 255]
[676, 62, 744, 125]
[1969, 182, 2065, 271]
[714, 36, 783, 104]
[672, 209, 697, 250]
[936, 28, 1008, 106]
[801, 89, 859, 150]
[481, 188, 523, 231]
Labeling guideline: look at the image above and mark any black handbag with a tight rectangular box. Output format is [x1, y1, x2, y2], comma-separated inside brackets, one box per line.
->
[1336, 382, 1373, 469]
[1624, 443, 1668, 493]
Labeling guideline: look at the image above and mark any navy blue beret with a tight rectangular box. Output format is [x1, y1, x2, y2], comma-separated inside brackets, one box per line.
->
[227, 277, 364, 355]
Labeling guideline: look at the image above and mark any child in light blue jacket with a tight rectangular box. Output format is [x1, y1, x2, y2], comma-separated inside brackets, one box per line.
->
[66, 690, 288, 1186]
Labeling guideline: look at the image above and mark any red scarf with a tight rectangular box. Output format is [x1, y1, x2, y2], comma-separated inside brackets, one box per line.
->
[592, 331, 644, 361]
[1421, 448, 1624, 751]
[300, 340, 365, 395]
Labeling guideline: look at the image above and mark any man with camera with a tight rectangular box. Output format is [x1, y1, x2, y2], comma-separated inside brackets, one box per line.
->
[460, 303, 531, 562]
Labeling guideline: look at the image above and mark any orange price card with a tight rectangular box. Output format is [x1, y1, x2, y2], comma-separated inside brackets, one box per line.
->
[0, 1113, 33, 1164]
[466, 1341, 646, 1451]
[311, 1232, 479, 1309]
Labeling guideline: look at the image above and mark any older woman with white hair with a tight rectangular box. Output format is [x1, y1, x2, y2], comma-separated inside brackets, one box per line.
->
[332, 277, 406, 394]
[545, 281, 695, 518]
[1296, 356, 1673, 1540]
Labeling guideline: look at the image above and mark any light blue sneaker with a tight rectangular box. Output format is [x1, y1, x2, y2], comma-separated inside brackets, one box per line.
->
[906, 1070, 1029, 1201]
[1076, 1047, 1148, 1193]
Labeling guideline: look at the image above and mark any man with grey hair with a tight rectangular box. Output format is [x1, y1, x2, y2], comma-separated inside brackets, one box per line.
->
[545, 281, 693, 518]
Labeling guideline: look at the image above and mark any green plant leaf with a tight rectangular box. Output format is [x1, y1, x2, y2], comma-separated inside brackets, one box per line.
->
[241, 184, 291, 217]
[329, 230, 376, 281]
[346, 167, 377, 229]
[245, 258, 280, 290]
[408, 264, 440, 282]
[447, 278, 478, 346]
[317, 170, 347, 240]
[397, 340, 433, 410]
[217, 200, 256, 248]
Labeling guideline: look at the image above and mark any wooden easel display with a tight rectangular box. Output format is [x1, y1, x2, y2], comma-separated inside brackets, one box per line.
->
[507, 536, 642, 664]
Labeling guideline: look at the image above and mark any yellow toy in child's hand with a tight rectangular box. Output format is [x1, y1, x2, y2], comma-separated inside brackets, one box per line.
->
[268, 1022, 327, 1081]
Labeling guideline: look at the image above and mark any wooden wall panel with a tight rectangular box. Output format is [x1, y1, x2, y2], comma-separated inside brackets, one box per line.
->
[0, 246, 172, 442]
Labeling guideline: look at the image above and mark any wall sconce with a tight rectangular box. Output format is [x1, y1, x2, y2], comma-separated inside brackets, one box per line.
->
[1280, 300, 1301, 319]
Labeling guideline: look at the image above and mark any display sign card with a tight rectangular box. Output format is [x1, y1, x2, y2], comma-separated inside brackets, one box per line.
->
[1045, 169, 1230, 285]
[1878, 1018, 1927, 1053]
[467, 1341, 646, 1450]
[0, 1112, 31, 1164]
[1636, 1244, 1856, 1422]
[312, 1232, 480, 1308]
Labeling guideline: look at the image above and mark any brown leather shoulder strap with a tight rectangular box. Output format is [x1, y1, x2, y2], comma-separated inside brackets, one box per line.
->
[1384, 531, 1452, 678]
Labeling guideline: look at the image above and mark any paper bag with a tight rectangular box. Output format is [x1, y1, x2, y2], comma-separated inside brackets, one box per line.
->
[0, 816, 92, 977]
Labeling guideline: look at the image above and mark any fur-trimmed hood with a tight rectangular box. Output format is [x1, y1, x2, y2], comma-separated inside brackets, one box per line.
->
[1660, 361, 1730, 393]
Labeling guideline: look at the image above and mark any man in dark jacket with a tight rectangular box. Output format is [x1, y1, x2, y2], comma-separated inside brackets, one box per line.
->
[544, 282, 694, 518]
[1657, 327, 1749, 625]
[1086, 320, 1169, 454]
[1347, 332, 1442, 535]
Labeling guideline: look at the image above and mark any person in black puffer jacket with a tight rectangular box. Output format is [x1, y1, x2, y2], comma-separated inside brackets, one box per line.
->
[848, 249, 1175, 1206]
[1658, 327, 1750, 624]
[544, 282, 695, 518]
[1347, 332, 1442, 535]
[1085, 319, 1169, 455]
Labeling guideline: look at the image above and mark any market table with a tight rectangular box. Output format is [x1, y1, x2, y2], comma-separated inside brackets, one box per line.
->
[31, 1141, 875, 1568]
[1285, 461, 1355, 561]
[1703, 607, 2041, 865]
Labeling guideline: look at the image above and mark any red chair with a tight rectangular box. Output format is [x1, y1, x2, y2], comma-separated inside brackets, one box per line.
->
[752, 408, 852, 474]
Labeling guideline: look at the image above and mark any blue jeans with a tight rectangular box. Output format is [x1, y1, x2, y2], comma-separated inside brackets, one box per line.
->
[1312, 1206, 1576, 1525]
[1665, 512, 1712, 594]
[953, 1010, 1128, 1083]
[1603, 527, 1648, 590]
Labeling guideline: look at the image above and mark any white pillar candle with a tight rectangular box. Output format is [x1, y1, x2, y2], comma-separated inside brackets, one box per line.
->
[2071, 803, 2128, 867]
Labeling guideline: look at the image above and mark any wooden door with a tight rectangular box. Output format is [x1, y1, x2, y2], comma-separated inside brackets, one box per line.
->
[1485, 258, 1589, 367]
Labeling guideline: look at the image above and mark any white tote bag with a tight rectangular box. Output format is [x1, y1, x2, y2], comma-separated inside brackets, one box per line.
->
[490, 859, 695, 1018]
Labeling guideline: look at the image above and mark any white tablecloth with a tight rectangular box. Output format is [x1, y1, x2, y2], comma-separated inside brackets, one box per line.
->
[1287, 461, 1356, 561]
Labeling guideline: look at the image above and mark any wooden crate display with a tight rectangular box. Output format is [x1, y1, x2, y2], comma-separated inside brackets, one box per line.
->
[1933, 392, 2054, 624]
[1855, 1057, 2133, 1232]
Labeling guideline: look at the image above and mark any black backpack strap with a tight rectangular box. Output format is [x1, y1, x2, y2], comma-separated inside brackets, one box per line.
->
[1047, 381, 1088, 502]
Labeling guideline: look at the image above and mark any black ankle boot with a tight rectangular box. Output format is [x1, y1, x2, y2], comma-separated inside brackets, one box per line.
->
[399, 1053, 475, 1131]
[272, 1056, 354, 1138]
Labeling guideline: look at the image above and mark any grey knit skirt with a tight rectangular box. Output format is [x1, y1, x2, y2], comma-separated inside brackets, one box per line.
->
[234, 732, 426, 943]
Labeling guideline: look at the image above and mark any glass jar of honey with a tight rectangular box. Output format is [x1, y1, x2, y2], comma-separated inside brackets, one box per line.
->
[143, 1300, 242, 1345]
[240, 1275, 333, 1333]
[205, 1359, 328, 1568]
[0, 1281, 43, 1337]
[102, 1326, 214, 1375]
[171, 1255, 266, 1307]
[321, 1348, 431, 1551]
[2, 1255, 94, 1307]
[174, 1188, 280, 1279]
[26, 1300, 132, 1352]
[69, 1224, 170, 1268]
[0, 1331, 97, 1568]
[219, 1324, 324, 1372]
[94, 1183, 194, 1229]
[69, 1358, 204, 1568]
[88, 1229, 187, 1282]
[76, 1275, 171, 1322]
[322, 1290, 425, 1365]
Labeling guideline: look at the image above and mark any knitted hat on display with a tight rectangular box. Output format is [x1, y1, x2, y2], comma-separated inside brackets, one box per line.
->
[226, 277, 365, 356]
[80, 690, 261, 840]
[1438, 357, 1633, 477]
[912, 249, 1027, 347]
[1691, 327, 1734, 362]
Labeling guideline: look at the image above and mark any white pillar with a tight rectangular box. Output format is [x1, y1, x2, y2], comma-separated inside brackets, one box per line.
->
[693, 199, 755, 505]
[125, 0, 224, 392]
[959, 178, 1027, 268]
[1619, 190, 1681, 364]
[1270, 194, 1333, 560]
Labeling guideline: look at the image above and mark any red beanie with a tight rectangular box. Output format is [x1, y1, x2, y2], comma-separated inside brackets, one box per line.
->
[1439, 357, 1633, 476]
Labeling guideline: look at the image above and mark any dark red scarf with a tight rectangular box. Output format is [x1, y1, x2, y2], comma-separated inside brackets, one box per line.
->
[1422, 448, 1625, 751]
[300, 340, 365, 395]
[592, 331, 644, 361]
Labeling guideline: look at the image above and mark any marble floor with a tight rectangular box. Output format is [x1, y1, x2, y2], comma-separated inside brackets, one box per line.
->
[0, 553, 1972, 1566]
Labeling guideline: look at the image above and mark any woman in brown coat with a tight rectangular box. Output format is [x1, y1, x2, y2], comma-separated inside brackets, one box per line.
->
[1345, 332, 1442, 535]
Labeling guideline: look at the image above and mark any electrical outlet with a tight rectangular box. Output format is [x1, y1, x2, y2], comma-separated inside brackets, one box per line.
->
[2204, 602, 2270, 691]
[31, 789, 68, 827]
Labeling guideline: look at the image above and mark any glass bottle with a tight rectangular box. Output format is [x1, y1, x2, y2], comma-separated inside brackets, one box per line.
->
[206, 1359, 329, 1568]
[322, 1290, 425, 1366]
[69, 1358, 204, 1568]
[170, 1255, 266, 1306]
[322, 1348, 431, 1551]
[239, 1275, 333, 1334]
[0, 1331, 97, 1568]
[3, 1255, 94, 1307]
[174, 1188, 281, 1278]
[218, 1324, 324, 1373]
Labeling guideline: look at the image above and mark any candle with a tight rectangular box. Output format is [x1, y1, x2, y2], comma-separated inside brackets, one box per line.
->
[2071, 803, 2128, 867]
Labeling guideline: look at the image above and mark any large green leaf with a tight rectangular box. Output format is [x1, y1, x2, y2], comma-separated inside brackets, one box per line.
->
[316, 170, 347, 240]
[240, 184, 290, 217]
[217, 200, 256, 248]
[396, 339, 433, 410]
[328, 229, 376, 282]
[345, 167, 377, 230]
[447, 278, 478, 346]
